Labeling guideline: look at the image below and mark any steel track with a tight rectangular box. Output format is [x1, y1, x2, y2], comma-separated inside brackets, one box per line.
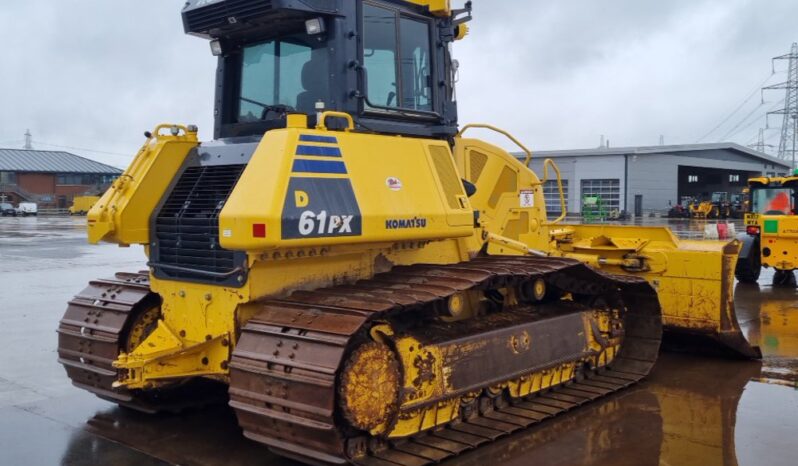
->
[228, 256, 662, 465]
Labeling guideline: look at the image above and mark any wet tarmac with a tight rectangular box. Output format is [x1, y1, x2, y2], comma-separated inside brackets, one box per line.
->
[1, 216, 796, 466]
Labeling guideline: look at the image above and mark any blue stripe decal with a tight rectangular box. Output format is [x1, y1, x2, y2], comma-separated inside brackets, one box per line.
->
[292, 159, 348, 174]
[296, 145, 342, 157]
[299, 135, 338, 144]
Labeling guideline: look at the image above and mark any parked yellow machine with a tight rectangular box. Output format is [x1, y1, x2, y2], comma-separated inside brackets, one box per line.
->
[68, 195, 100, 215]
[56, 1, 753, 464]
[736, 172, 798, 286]
[689, 199, 717, 219]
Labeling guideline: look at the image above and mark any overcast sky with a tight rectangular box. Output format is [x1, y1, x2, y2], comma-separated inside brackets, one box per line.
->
[1, 0, 796, 168]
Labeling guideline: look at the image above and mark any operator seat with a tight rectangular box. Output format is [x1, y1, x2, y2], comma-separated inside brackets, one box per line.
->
[296, 48, 329, 114]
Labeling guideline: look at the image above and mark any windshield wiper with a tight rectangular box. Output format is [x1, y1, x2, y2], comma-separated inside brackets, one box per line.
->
[240, 97, 296, 120]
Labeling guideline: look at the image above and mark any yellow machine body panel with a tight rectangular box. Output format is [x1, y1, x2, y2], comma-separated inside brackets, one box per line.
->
[405, 0, 451, 16]
[69, 196, 100, 215]
[753, 213, 798, 270]
[86, 126, 199, 246]
[219, 128, 474, 251]
[95, 125, 477, 388]
[452, 137, 549, 255]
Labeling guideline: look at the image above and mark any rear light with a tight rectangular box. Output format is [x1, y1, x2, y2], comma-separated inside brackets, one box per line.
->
[746, 225, 760, 235]
[252, 223, 266, 238]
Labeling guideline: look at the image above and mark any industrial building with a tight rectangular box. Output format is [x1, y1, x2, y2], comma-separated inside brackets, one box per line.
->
[0, 148, 121, 208]
[524, 143, 791, 216]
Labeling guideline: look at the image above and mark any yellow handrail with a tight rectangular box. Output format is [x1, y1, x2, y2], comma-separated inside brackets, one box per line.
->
[456, 123, 534, 166]
[316, 111, 355, 132]
[541, 158, 567, 225]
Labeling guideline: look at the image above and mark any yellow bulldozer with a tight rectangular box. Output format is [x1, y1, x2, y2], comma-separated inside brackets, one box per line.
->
[57, 1, 756, 464]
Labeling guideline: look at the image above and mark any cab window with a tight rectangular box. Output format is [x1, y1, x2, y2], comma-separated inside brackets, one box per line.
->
[751, 188, 796, 215]
[363, 3, 432, 112]
[238, 36, 328, 122]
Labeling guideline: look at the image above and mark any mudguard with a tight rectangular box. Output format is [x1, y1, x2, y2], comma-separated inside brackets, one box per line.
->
[737, 232, 758, 260]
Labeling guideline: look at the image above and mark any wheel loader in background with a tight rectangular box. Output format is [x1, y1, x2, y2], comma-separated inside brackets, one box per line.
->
[57, 1, 754, 464]
[736, 172, 798, 286]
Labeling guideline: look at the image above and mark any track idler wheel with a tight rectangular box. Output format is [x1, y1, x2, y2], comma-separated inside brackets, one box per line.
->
[125, 304, 160, 352]
[339, 342, 402, 435]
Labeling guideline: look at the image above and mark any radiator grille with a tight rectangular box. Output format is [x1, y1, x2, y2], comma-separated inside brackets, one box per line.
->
[154, 164, 246, 284]
[429, 146, 465, 210]
[488, 165, 519, 209]
[185, 0, 274, 33]
[469, 151, 488, 183]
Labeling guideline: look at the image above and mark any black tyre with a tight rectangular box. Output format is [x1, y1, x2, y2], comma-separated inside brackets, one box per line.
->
[735, 244, 761, 283]
[773, 269, 797, 288]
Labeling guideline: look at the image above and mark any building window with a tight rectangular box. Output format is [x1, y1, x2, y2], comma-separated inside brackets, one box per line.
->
[56, 174, 83, 185]
[581, 179, 620, 212]
[729, 174, 739, 183]
[767, 172, 776, 177]
[543, 179, 569, 214]
[55, 173, 116, 185]
[688, 175, 698, 183]
[0, 171, 16, 184]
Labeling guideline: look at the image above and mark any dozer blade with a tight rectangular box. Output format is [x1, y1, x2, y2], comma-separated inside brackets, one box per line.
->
[555, 224, 761, 359]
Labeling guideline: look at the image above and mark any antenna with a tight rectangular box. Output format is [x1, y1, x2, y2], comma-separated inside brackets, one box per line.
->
[23, 129, 32, 150]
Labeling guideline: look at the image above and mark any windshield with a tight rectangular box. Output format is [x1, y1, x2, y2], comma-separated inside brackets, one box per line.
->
[238, 36, 329, 122]
[751, 187, 797, 215]
[363, 4, 432, 112]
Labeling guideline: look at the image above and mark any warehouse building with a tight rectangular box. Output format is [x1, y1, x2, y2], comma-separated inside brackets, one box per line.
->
[523, 143, 791, 217]
[0, 149, 121, 208]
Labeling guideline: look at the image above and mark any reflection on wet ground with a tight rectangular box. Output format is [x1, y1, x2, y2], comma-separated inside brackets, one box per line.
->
[1, 217, 796, 465]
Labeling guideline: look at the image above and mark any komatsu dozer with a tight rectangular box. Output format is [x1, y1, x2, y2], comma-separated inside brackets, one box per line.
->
[56, 1, 749, 464]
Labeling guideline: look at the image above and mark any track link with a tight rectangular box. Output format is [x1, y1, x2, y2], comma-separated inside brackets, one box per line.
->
[57, 272, 225, 413]
[229, 256, 662, 465]
[57, 272, 157, 409]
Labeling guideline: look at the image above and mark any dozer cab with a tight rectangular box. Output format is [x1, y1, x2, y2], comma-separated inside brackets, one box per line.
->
[57, 1, 752, 464]
[736, 172, 798, 286]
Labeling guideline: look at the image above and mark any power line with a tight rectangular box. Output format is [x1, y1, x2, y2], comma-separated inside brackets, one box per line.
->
[32, 141, 133, 158]
[721, 97, 785, 141]
[718, 101, 766, 141]
[696, 72, 778, 143]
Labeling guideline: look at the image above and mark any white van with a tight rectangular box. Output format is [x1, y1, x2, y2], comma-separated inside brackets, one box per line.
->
[16, 202, 38, 216]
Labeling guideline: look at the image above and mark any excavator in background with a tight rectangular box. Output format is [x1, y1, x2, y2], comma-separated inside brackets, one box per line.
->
[57, 1, 754, 464]
[736, 173, 798, 286]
